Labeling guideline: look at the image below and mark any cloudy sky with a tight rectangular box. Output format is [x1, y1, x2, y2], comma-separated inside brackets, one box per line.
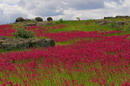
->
[0, 0, 130, 24]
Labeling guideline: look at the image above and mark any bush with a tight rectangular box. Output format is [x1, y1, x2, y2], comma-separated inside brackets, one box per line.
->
[59, 18, 64, 23]
[55, 18, 64, 24]
[125, 26, 130, 31]
[107, 22, 122, 31]
[14, 29, 35, 38]
[109, 22, 117, 27]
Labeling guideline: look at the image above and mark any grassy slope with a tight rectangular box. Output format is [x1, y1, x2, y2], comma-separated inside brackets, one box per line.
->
[0, 18, 130, 86]
[45, 19, 130, 45]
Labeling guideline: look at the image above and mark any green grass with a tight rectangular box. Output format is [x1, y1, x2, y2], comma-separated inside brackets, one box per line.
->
[45, 19, 130, 35]
[1, 61, 129, 86]
[0, 19, 130, 85]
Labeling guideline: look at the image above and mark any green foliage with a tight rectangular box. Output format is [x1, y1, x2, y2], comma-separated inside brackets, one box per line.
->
[14, 29, 35, 38]
[13, 23, 25, 29]
[76, 17, 80, 21]
[55, 18, 64, 24]
[59, 18, 64, 23]
[0, 72, 3, 77]
[106, 22, 122, 31]
[126, 25, 130, 31]
[1, 19, 130, 85]
[109, 22, 117, 28]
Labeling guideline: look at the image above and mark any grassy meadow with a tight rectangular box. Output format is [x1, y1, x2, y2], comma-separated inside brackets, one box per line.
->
[0, 18, 130, 86]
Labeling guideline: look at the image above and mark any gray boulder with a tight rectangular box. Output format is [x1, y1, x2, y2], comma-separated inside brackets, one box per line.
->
[46, 22, 54, 25]
[36, 22, 47, 26]
[24, 19, 32, 21]
[0, 40, 5, 44]
[0, 36, 7, 40]
[96, 20, 110, 25]
[35, 17, 43, 22]
[116, 16, 130, 18]
[116, 21, 125, 26]
[41, 39, 55, 47]
[15, 17, 24, 22]
[30, 39, 42, 47]
[26, 23, 36, 26]
[104, 17, 113, 19]
[36, 21, 54, 26]
[30, 39, 55, 47]
[0, 37, 55, 50]
[47, 17, 53, 22]
[1, 43, 12, 49]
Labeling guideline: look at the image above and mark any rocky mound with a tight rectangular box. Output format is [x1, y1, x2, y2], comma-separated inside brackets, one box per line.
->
[96, 20, 128, 26]
[0, 37, 55, 50]
[104, 16, 130, 19]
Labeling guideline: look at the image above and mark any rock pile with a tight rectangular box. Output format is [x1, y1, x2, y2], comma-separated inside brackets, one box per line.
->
[14, 17, 54, 27]
[96, 20, 110, 25]
[104, 17, 113, 19]
[115, 21, 126, 26]
[0, 37, 55, 50]
[104, 16, 130, 19]
[96, 19, 128, 26]
[36, 21, 54, 26]
[115, 16, 130, 18]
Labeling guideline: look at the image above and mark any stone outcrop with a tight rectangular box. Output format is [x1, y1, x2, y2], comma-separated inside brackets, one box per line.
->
[47, 17, 53, 22]
[96, 20, 110, 25]
[15, 17, 24, 22]
[0, 37, 55, 50]
[24, 19, 32, 21]
[35, 17, 43, 22]
[36, 21, 54, 26]
[115, 16, 130, 18]
[104, 16, 130, 19]
[104, 17, 114, 19]
[96, 19, 128, 26]
[115, 21, 126, 26]
[26, 23, 36, 26]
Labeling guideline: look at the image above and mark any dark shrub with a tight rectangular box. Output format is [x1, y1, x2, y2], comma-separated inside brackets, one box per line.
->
[56, 18, 64, 24]
[14, 29, 35, 38]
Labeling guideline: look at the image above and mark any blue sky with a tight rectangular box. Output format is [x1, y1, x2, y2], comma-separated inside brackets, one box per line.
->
[0, 0, 130, 24]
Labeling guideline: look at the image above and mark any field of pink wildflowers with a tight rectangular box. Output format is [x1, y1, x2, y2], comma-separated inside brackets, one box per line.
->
[0, 25, 16, 37]
[0, 20, 130, 86]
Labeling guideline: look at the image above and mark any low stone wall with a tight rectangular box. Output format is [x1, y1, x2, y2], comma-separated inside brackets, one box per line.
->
[96, 20, 128, 26]
[0, 37, 55, 50]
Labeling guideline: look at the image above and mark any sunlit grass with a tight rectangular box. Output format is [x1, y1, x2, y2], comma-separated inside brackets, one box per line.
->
[0, 19, 130, 86]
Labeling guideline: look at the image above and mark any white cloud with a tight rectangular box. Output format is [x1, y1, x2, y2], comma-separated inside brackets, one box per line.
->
[0, 0, 130, 24]
[0, 3, 30, 24]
